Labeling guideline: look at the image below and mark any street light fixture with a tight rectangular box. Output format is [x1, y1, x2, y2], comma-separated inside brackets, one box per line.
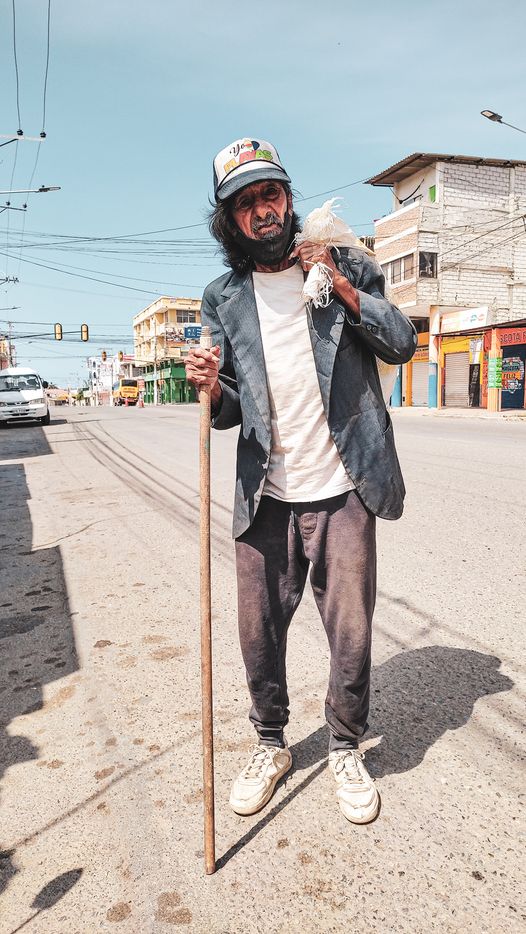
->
[0, 186, 61, 195]
[481, 110, 526, 135]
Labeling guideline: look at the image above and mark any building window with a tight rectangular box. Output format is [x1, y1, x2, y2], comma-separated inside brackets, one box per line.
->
[177, 311, 197, 323]
[380, 253, 416, 286]
[403, 253, 415, 278]
[419, 251, 437, 278]
[428, 185, 436, 203]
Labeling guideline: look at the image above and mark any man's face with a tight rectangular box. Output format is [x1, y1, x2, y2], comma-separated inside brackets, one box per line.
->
[230, 180, 291, 240]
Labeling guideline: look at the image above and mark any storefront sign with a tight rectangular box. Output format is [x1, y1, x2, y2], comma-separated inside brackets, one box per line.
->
[441, 306, 489, 334]
[469, 338, 483, 365]
[184, 325, 202, 341]
[499, 326, 526, 347]
[413, 345, 429, 362]
[488, 357, 502, 389]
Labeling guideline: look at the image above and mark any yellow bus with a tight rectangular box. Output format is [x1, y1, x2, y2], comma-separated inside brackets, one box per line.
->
[112, 378, 139, 406]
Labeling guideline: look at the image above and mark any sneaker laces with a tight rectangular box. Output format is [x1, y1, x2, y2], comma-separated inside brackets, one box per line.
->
[333, 750, 366, 784]
[241, 745, 276, 780]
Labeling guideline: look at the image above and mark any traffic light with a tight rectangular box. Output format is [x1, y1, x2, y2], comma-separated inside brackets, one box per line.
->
[118, 350, 123, 361]
[80, 323, 89, 342]
[101, 350, 107, 362]
[54, 322, 63, 341]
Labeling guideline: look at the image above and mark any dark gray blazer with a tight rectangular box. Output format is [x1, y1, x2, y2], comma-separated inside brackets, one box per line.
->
[201, 247, 417, 539]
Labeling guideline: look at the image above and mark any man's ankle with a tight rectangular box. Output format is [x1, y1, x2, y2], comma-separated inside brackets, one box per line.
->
[256, 731, 285, 749]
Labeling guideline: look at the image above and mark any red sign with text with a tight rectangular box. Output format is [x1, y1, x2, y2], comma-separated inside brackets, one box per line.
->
[498, 326, 526, 347]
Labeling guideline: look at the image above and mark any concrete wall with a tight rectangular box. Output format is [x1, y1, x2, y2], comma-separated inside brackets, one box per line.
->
[374, 160, 526, 324]
[436, 161, 526, 322]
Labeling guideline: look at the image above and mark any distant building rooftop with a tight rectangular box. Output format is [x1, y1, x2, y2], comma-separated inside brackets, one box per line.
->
[366, 152, 526, 187]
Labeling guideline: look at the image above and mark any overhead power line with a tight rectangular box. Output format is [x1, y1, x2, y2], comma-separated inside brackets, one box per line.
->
[41, 0, 51, 134]
[11, 0, 22, 131]
[0, 248, 204, 294]
[437, 211, 525, 261]
[442, 228, 526, 271]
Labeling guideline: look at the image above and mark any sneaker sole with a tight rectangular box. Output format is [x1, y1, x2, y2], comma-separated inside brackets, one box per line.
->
[229, 758, 292, 816]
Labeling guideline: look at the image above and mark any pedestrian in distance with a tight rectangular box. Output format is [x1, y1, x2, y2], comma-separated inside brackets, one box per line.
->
[185, 137, 417, 825]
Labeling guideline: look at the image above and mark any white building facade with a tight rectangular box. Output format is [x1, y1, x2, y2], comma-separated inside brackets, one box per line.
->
[367, 153, 526, 410]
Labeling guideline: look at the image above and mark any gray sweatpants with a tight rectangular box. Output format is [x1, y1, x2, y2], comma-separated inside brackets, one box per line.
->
[234, 490, 377, 751]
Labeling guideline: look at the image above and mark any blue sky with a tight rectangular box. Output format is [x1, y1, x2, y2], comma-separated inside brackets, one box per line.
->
[1, 0, 525, 384]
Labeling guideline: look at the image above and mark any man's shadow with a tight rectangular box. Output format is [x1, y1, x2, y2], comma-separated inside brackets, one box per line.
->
[365, 645, 513, 777]
[293, 646, 513, 778]
[217, 645, 512, 868]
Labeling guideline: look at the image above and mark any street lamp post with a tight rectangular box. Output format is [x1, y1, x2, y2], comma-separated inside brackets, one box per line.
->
[481, 111, 526, 135]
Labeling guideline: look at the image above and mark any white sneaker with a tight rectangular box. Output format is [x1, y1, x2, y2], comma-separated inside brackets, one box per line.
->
[328, 749, 380, 824]
[229, 744, 292, 816]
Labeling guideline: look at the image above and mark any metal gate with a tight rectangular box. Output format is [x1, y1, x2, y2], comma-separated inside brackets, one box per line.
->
[412, 361, 428, 406]
[444, 352, 469, 407]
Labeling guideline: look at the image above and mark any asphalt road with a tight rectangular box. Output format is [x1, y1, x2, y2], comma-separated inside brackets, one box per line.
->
[1, 407, 524, 933]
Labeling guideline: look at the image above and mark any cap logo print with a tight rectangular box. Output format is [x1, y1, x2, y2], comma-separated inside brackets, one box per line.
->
[223, 139, 274, 175]
[213, 136, 290, 200]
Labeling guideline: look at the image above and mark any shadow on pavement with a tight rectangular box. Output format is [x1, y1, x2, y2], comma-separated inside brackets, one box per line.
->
[218, 645, 512, 868]
[216, 725, 329, 870]
[0, 424, 53, 461]
[0, 461, 79, 898]
[9, 868, 83, 933]
[366, 645, 513, 778]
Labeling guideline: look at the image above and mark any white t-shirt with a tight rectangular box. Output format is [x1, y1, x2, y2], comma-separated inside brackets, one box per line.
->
[252, 264, 354, 502]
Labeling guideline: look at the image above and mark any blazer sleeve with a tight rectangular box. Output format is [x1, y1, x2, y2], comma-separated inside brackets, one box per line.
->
[339, 252, 418, 365]
[200, 285, 242, 430]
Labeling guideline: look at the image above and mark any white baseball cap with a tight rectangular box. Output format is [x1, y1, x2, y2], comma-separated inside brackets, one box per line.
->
[213, 137, 291, 201]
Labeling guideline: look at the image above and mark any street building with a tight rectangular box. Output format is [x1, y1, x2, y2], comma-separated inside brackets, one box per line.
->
[367, 153, 526, 411]
[133, 296, 201, 404]
[0, 334, 9, 369]
[87, 352, 139, 406]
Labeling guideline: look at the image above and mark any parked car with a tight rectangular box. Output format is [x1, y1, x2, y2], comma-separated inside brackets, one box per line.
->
[0, 367, 50, 427]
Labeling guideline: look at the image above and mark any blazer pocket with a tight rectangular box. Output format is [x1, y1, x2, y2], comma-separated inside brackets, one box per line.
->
[373, 406, 392, 437]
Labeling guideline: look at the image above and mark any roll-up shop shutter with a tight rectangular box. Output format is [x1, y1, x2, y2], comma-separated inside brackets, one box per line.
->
[412, 361, 428, 406]
[444, 352, 469, 407]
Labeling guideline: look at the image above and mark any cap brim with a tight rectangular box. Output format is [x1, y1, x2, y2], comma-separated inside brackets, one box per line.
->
[216, 165, 291, 201]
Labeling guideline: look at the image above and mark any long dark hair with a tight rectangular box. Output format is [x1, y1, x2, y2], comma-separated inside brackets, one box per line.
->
[208, 183, 302, 275]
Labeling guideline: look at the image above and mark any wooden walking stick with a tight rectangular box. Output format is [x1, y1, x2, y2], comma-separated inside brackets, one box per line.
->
[199, 325, 216, 875]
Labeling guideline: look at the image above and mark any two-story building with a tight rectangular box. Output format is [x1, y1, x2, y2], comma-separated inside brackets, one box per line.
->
[133, 296, 201, 404]
[367, 153, 526, 411]
[0, 334, 10, 369]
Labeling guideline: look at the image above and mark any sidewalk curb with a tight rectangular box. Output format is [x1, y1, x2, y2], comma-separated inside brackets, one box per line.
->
[391, 407, 526, 421]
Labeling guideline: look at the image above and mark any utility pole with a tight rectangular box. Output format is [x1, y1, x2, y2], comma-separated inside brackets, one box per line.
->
[7, 321, 15, 367]
[153, 316, 158, 406]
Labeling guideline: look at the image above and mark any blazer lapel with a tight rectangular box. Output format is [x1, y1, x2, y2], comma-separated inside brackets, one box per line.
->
[215, 274, 271, 432]
[308, 298, 346, 413]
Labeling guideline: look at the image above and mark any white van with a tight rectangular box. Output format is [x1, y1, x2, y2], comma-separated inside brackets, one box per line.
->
[0, 367, 51, 427]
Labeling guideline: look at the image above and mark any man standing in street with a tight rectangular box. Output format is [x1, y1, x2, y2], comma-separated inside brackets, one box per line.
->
[185, 137, 417, 825]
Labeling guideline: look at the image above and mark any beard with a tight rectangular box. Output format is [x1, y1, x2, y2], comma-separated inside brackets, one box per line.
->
[233, 210, 294, 266]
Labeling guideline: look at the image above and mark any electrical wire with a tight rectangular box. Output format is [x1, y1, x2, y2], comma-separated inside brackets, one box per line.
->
[296, 177, 369, 204]
[14, 280, 152, 300]
[41, 0, 51, 133]
[15, 141, 42, 280]
[4, 249, 208, 288]
[11, 0, 22, 131]
[437, 212, 525, 261]
[442, 229, 526, 271]
[3, 142, 19, 281]
[0, 249, 204, 294]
